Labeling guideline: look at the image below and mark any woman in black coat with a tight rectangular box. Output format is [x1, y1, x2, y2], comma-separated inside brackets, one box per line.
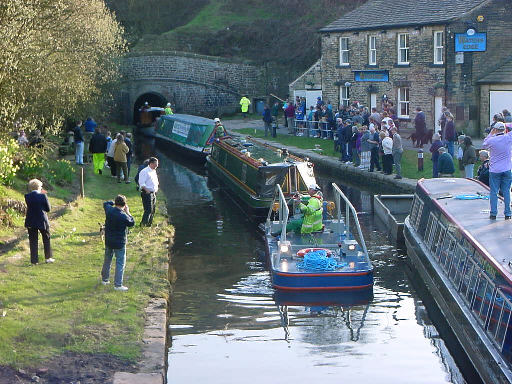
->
[24, 179, 54, 265]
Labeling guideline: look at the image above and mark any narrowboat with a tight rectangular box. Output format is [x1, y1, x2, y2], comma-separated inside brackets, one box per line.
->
[373, 194, 413, 246]
[206, 136, 316, 215]
[404, 177, 512, 383]
[154, 114, 216, 161]
[263, 183, 373, 291]
[137, 107, 164, 136]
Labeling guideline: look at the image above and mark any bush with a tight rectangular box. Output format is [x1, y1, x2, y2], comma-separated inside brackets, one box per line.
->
[0, 139, 21, 185]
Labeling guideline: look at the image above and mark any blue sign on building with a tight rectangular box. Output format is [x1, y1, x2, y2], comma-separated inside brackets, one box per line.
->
[354, 70, 389, 82]
[455, 33, 486, 52]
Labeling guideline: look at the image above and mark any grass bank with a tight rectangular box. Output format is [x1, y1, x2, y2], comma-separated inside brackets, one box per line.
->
[0, 163, 173, 368]
[236, 128, 477, 180]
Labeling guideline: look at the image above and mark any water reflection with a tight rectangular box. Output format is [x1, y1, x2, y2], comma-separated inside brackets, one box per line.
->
[134, 135, 468, 384]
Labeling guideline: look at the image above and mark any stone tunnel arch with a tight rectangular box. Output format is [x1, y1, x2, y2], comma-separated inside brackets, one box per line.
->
[133, 92, 167, 125]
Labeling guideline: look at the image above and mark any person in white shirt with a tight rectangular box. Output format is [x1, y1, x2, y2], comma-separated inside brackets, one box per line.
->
[138, 157, 159, 226]
[380, 131, 394, 175]
[106, 136, 118, 177]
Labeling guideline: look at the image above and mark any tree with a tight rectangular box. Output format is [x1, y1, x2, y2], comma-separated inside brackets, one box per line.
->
[0, 0, 126, 138]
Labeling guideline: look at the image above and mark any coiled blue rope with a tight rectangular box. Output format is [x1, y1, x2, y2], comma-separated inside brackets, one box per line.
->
[296, 250, 345, 271]
[455, 194, 489, 200]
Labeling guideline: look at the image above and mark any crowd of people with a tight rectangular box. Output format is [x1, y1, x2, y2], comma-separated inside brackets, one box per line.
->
[24, 119, 161, 292]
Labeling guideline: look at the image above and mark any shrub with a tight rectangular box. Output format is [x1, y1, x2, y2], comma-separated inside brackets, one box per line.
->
[0, 139, 21, 185]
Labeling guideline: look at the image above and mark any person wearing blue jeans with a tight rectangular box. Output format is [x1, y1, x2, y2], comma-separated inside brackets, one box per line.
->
[489, 171, 512, 219]
[482, 122, 512, 220]
[101, 195, 134, 291]
[73, 121, 84, 165]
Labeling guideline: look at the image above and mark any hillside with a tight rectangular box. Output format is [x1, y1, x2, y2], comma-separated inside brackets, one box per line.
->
[107, 0, 365, 71]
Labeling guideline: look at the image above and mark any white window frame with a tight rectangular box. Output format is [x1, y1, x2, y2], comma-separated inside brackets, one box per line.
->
[397, 87, 410, 118]
[434, 31, 444, 64]
[368, 35, 377, 65]
[339, 37, 349, 66]
[340, 86, 350, 107]
[397, 33, 409, 65]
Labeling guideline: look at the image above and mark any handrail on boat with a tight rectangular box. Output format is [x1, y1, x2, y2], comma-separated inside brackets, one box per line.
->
[332, 183, 368, 256]
[266, 184, 289, 243]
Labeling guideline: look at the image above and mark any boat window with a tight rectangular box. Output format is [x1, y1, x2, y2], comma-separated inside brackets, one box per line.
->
[449, 243, 469, 290]
[439, 230, 456, 273]
[409, 194, 424, 230]
[471, 272, 495, 328]
[424, 212, 437, 248]
[431, 222, 446, 256]
[281, 174, 290, 194]
[460, 255, 480, 306]
[487, 287, 512, 351]
[222, 151, 228, 167]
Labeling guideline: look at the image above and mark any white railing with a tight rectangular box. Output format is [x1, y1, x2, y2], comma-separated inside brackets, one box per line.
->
[294, 119, 334, 139]
[332, 183, 368, 255]
[266, 184, 289, 243]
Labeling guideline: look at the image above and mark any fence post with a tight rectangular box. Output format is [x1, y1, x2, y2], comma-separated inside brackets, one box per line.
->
[80, 167, 85, 198]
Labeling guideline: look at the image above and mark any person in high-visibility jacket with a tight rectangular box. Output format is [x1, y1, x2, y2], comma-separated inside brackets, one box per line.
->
[164, 103, 173, 115]
[240, 95, 251, 118]
[286, 184, 323, 234]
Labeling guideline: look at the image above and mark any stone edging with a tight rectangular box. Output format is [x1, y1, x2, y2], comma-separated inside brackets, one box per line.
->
[113, 298, 168, 384]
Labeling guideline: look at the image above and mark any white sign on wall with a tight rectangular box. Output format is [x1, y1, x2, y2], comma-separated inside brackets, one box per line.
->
[455, 52, 464, 64]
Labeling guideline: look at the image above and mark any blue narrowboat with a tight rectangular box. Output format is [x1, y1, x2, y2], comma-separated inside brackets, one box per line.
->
[404, 177, 512, 383]
[263, 183, 373, 291]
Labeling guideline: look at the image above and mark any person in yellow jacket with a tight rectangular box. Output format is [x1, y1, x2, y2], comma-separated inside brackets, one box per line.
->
[286, 184, 324, 234]
[240, 95, 251, 118]
[164, 102, 173, 115]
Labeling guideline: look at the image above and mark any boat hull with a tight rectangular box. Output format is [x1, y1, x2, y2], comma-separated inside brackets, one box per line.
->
[271, 269, 373, 291]
[206, 155, 272, 214]
[156, 133, 208, 162]
[404, 217, 512, 384]
[273, 287, 373, 307]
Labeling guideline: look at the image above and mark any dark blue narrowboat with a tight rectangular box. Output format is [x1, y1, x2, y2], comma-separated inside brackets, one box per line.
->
[404, 177, 512, 383]
[263, 183, 373, 291]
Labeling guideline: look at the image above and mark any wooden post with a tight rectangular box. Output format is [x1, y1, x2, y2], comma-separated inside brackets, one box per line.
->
[80, 167, 85, 198]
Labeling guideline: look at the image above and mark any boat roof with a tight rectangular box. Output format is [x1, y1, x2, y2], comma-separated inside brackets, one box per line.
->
[218, 136, 305, 165]
[160, 113, 214, 126]
[417, 178, 512, 284]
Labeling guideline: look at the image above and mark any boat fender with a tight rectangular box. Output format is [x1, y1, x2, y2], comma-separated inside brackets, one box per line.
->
[297, 248, 333, 258]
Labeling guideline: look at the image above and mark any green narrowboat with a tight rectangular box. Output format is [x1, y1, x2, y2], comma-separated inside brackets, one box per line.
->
[155, 114, 216, 161]
[206, 136, 316, 216]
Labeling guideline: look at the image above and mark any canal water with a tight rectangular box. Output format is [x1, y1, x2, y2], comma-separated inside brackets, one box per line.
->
[137, 138, 472, 384]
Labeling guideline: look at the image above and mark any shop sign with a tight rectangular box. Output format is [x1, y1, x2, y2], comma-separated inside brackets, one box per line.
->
[354, 70, 389, 82]
[455, 33, 486, 52]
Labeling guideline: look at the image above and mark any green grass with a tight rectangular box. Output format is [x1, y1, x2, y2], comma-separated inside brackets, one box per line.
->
[0, 164, 172, 368]
[236, 128, 479, 180]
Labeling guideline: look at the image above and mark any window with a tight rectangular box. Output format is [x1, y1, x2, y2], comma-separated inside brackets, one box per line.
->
[397, 33, 409, 64]
[339, 37, 349, 65]
[368, 36, 377, 65]
[340, 86, 350, 107]
[434, 31, 444, 64]
[397, 87, 410, 118]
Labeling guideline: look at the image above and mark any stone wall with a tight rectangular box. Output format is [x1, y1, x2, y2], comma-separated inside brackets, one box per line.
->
[321, 25, 446, 130]
[119, 51, 266, 123]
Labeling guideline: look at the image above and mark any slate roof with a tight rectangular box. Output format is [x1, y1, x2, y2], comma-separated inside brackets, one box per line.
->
[319, 0, 489, 33]
[477, 59, 512, 84]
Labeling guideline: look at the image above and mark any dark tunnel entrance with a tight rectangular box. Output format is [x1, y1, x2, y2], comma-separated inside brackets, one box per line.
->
[133, 92, 167, 125]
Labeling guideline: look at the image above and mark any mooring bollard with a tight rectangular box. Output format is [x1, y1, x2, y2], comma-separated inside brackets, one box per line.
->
[418, 149, 424, 171]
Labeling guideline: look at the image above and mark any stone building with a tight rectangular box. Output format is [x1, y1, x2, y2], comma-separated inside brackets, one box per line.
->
[291, 0, 512, 136]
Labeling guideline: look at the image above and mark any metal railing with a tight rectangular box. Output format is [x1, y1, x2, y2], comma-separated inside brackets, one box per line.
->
[294, 119, 335, 139]
[422, 213, 512, 353]
[266, 184, 289, 243]
[332, 183, 368, 255]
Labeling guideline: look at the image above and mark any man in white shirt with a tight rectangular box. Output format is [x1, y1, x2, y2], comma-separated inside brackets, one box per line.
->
[138, 157, 159, 226]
